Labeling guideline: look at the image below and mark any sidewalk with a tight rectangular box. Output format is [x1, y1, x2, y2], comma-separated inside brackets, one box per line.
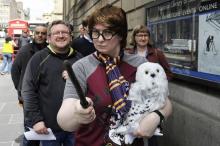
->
[0, 74, 23, 146]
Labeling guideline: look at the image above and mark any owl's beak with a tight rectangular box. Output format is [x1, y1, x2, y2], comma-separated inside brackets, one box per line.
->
[151, 73, 156, 78]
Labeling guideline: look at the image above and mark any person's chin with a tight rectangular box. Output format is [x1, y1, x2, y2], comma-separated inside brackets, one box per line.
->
[97, 49, 107, 54]
[57, 43, 69, 48]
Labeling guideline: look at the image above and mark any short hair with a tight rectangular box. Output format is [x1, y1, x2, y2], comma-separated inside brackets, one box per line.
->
[34, 24, 47, 31]
[81, 17, 89, 28]
[47, 20, 72, 35]
[69, 24, 74, 32]
[35, 23, 48, 28]
[5, 36, 12, 43]
[130, 25, 153, 48]
[88, 4, 128, 49]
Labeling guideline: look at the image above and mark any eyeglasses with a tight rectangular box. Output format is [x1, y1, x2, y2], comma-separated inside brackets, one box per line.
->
[91, 29, 116, 40]
[35, 31, 47, 35]
[135, 34, 149, 38]
[50, 31, 70, 37]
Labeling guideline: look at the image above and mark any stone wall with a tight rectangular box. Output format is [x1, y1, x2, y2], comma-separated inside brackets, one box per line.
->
[158, 80, 220, 146]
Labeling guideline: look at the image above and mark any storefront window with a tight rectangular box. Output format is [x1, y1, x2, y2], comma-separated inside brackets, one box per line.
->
[146, 0, 220, 87]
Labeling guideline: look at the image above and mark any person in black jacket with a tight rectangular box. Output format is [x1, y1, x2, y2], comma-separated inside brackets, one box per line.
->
[22, 20, 82, 146]
[71, 17, 96, 56]
[11, 24, 48, 105]
[11, 24, 48, 146]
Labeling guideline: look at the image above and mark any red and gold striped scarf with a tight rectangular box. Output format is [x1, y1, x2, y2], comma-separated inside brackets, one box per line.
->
[96, 53, 131, 117]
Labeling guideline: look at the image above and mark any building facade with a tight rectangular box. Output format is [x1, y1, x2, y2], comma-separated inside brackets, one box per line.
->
[0, 0, 29, 32]
[63, 1, 220, 146]
[0, 0, 10, 30]
[42, 0, 63, 22]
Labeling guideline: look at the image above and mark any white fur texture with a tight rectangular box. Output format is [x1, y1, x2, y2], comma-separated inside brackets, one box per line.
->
[109, 62, 169, 145]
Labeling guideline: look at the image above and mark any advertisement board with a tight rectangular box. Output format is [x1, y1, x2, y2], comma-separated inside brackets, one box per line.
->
[146, 0, 220, 87]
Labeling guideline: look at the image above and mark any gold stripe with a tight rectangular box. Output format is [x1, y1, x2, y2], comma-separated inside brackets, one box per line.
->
[100, 55, 106, 61]
[119, 76, 124, 80]
[110, 82, 120, 91]
[109, 79, 119, 86]
[113, 98, 124, 107]
[106, 64, 116, 74]
[120, 80, 127, 84]
[116, 102, 126, 110]
[109, 79, 126, 88]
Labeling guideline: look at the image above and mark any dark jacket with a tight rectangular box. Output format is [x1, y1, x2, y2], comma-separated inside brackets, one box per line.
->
[147, 47, 173, 80]
[71, 36, 96, 56]
[22, 47, 82, 132]
[11, 41, 48, 98]
[18, 36, 30, 48]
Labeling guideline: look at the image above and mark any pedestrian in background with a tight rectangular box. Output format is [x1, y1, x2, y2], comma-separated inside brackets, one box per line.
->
[78, 24, 85, 38]
[11, 24, 48, 146]
[57, 5, 172, 146]
[0, 36, 15, 75]
[22, 20, 82, 146]
[18, 30, 31, 49]
[71, 17, 96, 56]
[128, 25, 173, 80]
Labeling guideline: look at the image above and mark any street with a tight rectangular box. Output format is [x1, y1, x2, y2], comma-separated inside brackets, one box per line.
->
[0, 74, 23, 146]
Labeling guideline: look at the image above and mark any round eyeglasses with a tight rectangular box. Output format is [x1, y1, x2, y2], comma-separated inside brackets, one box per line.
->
[50, 31, 70, 37]
[91, 29, 116, 40]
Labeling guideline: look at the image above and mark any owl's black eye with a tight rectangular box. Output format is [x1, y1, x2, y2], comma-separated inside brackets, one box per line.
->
[156, 69, 159, 73]
[145, 71, 148, 74]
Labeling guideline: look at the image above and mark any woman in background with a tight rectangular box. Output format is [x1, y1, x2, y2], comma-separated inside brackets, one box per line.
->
[128, 25, 173, 80]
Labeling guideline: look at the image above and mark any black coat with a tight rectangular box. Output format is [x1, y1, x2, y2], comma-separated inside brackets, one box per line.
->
[22, 47, 82, 132]
[11, 42, 48, 94]
[71, 36, 96, 56]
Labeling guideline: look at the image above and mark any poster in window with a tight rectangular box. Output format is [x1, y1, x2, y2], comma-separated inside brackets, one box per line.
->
[198, 11, 220, 75]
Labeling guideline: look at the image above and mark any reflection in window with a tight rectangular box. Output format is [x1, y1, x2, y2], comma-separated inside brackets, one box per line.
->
[148, 16, 198, 70]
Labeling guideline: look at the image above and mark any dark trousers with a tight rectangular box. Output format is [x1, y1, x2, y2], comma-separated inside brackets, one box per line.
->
[23, 136, 40, 146]
[148, 136, 158, 146]
[22, 105, 40, 146]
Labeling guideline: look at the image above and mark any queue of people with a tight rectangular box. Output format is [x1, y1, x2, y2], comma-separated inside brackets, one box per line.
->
[11, 24, 48, 146]
[1, 4, 173, 146]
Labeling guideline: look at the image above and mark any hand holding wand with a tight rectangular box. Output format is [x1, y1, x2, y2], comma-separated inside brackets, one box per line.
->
[63, 60, 89, 108]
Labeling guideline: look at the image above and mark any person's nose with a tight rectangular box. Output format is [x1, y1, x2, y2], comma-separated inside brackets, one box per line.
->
[97, 34, 105, 41]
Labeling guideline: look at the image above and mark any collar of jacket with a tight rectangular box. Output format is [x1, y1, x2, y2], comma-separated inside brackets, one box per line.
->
[47, 45, 76, 57]
[31, 41, 48, 53]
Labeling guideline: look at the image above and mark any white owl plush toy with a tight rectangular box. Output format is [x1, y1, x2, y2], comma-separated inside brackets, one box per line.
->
[109, 62, 169, 145]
